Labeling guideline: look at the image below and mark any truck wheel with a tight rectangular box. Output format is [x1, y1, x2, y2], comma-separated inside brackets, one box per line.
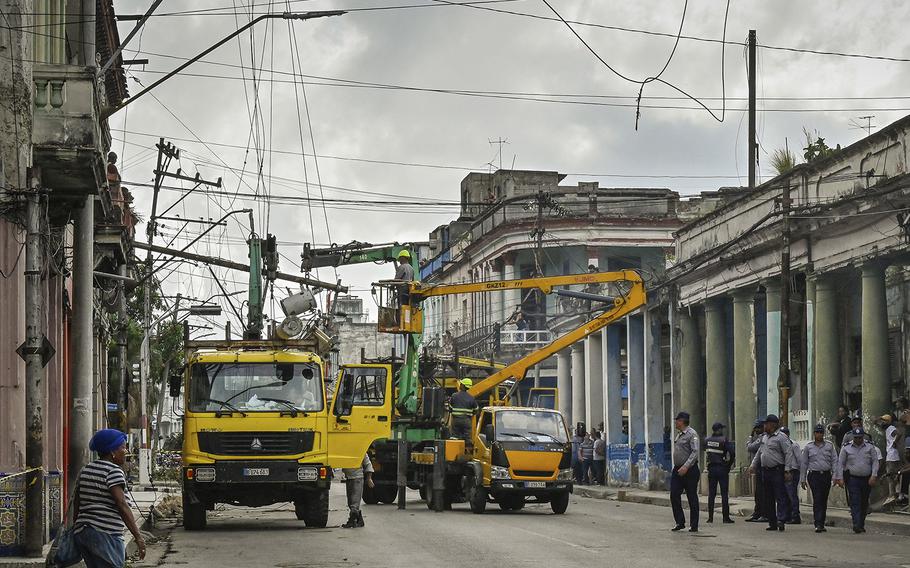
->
[469, 485, 487, 514]
[362, 483, 379, 505]
[301, 489, 329, 528]
[183, 493, 207, 531]
[375, 485, 398, 505]
[550, 491, 570, 515]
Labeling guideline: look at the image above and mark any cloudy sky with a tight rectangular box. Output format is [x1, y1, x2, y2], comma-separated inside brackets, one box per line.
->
[109, 0, 910, 331]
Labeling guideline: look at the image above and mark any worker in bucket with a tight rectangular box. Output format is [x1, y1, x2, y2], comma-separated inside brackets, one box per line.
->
[450, 378, 478, 441]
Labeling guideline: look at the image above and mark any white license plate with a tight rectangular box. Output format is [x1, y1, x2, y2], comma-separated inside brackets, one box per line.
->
[243, 468, 270, 476]
[526, 481, 546, 488]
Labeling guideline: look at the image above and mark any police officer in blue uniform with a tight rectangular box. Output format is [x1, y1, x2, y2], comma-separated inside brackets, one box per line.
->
[705, 422, 735, 524]
[750, 414, 796, 532]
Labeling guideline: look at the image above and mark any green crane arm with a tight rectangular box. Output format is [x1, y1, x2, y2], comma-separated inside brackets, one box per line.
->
[301, 241, 422, 415]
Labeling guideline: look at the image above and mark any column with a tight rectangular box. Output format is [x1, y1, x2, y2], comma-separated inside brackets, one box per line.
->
[501, 253, 520, 318]
[69, 195, 94, 497]
[626, 315, 645, 477]
[732, 289, 758, 470]
[764, 282, 781, 417]
[643, 308, 667, 488]
[570, 343, 585, 427]
[678, 309, 704, 438]
[584, 332, 604, 428]
[603, 325, 623, 444]
[490, 262, 503, 323]
[556, 350, 571, 420]
[861, 262, 890, 439]
[805, 277, 816, 427]
[704, 298, 729, 428]
[814, 274, 841, 426]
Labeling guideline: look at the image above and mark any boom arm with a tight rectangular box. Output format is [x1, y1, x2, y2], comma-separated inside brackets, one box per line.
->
[402, 270, 645, 398]
[301, 241, 416, 271]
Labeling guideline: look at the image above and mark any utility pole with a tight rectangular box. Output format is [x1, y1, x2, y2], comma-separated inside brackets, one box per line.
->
[778, 179, 792, 426]
[139, 139, 178, 486]
[23, 183, 48, 556]
[747, 30, 757, 192]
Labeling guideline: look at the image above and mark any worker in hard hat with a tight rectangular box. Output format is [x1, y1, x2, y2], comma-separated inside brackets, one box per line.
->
[393, 250, 415, 324]
[449, 378, 479, 441]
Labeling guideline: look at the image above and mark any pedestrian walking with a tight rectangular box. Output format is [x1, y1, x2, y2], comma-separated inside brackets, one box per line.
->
[72, 429, 146, 567]
[745, 419, 767, 523]
[834, 428, 879, 533]
[670, 411, 700, 533]
[342, 454, 375, 528]
[749, 414, 795, 532]
[592, 430, 606, 485]
[800, 424, 837, 532]
[781, 427, 802, 524]
[579, 432, 595, 484]
[900, 409, 910, 504]
[705, 422, 735, 524]
[877, 414, 902, 502]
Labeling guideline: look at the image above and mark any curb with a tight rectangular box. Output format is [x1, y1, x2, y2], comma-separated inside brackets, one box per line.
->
[573, 485, 910, 536]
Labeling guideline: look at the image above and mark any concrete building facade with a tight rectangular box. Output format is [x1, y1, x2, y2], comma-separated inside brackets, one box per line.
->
[667, 114, 910, 494]
[0, 0, 131, 554]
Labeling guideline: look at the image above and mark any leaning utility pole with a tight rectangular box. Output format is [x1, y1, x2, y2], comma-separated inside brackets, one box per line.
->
[139, 139, 178, 486]
[23, 184, 47, 556]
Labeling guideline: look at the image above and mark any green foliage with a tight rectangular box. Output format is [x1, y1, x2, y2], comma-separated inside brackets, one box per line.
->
[770, 147, 798, 175]
[802, 127, 841, 163]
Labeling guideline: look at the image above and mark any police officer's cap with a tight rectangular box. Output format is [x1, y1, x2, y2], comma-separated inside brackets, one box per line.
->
[765, 413, 780, 423]
[813, 424, 825, 433]
[675, 411, 690, 421]
[753, 419, 764, 428]
[852, 427, 865, 437]
[712, 422, 725, 431]
[780, 426, 790, 435]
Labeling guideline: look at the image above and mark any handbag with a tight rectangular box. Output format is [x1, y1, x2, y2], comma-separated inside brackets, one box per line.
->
[50, 483, 82, 567]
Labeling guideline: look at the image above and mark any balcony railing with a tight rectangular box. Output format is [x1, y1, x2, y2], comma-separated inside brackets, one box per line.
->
[500, 329, 553, 346]
[32, 63, 109, 197]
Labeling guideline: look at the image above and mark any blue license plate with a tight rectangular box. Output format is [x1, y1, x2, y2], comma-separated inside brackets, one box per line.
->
[527, 445, 545, 451]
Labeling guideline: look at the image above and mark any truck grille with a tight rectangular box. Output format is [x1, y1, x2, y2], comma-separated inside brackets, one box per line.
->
[197, 431, 314, 456]
[512, 470, 553, 478]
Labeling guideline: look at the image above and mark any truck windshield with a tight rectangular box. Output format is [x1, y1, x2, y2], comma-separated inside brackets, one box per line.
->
[494, 411, 568, 443]
[189, 362, 324, 413]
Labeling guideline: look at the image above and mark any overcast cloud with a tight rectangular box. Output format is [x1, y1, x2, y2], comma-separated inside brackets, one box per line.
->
[109, 0, 910, 329]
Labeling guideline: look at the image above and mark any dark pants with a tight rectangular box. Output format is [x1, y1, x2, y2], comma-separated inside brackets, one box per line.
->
[670, 465, 700, 529]
[807, 470, 832, 528]
[74, 525, 126, 568]
[707, 463, 730, 520]
[846, 474, 871, 530]
[581, 458, 594, 483]
[593, 460, 605, 485]
[752, 465, 765, 518]
[762, 466, 788, 528]
[572, 458, 583, 483]
[452, 416, 471, 440]
[785, 469, 801, 521]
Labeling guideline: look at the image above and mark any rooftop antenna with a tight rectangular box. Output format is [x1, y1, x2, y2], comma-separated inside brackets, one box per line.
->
[848, 115, 876, 137]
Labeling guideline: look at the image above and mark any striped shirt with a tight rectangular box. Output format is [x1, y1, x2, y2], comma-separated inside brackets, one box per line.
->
[74, 459, 127, 536]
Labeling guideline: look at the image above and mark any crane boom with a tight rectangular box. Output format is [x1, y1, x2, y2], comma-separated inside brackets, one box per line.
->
[467, 273, 644, 397]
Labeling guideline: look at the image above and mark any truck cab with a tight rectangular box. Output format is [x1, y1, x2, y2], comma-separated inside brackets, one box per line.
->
[180, 342, 391, 530]
[468, 407, 573, 514]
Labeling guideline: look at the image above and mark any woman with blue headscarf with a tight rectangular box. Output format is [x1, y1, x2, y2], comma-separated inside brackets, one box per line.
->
[72, 429, 146, 567]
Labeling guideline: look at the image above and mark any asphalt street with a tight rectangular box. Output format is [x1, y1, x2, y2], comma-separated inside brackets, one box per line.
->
[141, 484, 910, 568]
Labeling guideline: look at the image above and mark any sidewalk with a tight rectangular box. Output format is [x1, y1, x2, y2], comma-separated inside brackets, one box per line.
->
[0, 489, 167, 568]
[574, 484, 910, 536]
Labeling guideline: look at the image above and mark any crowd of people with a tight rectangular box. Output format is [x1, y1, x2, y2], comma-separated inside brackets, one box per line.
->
[669, 402, 910, 534]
